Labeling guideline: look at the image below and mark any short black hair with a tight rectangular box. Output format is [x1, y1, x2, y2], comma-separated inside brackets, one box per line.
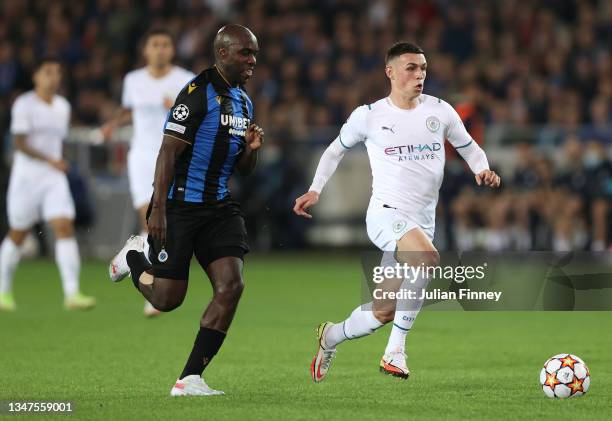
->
[385, 42, 425, 64]
[34, 55, 62, 71]
[142, 27, 175, 45]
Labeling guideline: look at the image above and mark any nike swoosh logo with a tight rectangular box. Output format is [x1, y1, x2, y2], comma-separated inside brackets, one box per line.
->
[188, 83, 197, 94]
[316, 356, 325, 380]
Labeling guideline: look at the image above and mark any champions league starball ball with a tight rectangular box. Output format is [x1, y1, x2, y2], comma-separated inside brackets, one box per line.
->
[540, 354, 590, 398]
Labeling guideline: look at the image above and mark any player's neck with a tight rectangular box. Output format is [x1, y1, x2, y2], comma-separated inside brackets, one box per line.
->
[147, 64, 173, 79]
[34, 88, 54, 104]
[214, 64, 238, 87]
[388, 92, 420, 110]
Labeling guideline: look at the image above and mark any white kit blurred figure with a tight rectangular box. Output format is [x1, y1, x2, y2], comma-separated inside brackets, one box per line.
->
[101, 28, 195, 317]
[0, 56, 95, 311]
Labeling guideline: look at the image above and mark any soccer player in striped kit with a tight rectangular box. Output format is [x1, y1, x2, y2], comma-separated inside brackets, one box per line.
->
[108, 25, 263, 396]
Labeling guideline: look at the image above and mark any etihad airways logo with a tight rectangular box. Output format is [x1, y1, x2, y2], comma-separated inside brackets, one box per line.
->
[384, 142, 442, 162]
[221, 114, 251, 137]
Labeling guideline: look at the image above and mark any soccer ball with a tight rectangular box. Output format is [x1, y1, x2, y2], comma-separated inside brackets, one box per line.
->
[540, 354, 590, 398]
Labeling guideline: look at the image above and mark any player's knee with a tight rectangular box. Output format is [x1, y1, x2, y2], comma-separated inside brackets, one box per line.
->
[51, 220, 74, 238]
[395, 249, 440, 268]
[592, 200, 607, 219]
[8, 230, 28, 246]
[424, 250, 441, 267]
[153, 295, 185, 312]
[214, 277, 244, 304]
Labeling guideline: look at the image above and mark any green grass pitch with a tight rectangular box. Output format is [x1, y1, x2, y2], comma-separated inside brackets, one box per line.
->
[1, 254, 611, 420]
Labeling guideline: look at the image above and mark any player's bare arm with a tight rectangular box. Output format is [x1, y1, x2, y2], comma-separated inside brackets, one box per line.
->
[13, 134, 68, 172]
[148, 135, 188, 245]
[475, 169, 501, 188]
[237, 123, 264, 176]
[100, 107, 132, 140]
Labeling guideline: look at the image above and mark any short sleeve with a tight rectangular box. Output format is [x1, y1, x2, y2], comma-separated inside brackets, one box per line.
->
[338, 105, 368, 149]
[444, 102, 474, 150]
[10, 97, 30, 135]
[121, 74, 133, 108]
[163, 75, 207, 145]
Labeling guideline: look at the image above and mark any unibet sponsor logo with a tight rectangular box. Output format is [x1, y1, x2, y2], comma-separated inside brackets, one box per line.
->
[221, 114, 251, 137]
[384, 142, 441, 162]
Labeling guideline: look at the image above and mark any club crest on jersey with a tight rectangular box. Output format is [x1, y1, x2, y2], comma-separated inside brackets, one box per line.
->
[173, 104, 189, 121]
[392, 219, 408, 234]
[426, 116, 440, 132]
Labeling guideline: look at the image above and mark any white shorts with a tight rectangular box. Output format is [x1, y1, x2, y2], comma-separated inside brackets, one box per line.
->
[366, 200, 434, 252]
[127, 148, 158, 209]
[7, 168, 75, 230]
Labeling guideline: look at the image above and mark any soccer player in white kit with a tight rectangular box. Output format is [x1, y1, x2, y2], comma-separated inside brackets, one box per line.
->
[294, 43, 501, 381]
[0, 57, 95, 311]
[101, 28, 195, 317]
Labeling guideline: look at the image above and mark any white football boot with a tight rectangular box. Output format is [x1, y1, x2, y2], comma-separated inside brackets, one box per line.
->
[170, 375, 225, 396]
[108, 235, 145, 282]
[311, 322, 337, 382]
[380, 350, 410, 379]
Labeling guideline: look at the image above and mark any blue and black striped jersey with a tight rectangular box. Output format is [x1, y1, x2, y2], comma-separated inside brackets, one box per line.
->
[163, 66, 254, 203]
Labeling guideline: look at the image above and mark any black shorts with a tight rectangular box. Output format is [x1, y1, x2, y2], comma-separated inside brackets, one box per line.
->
[146, 199, 249, 280]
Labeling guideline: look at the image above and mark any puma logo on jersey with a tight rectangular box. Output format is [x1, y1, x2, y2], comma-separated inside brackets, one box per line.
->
[381, 125, 395, 134]
[188, 82, 197, 94]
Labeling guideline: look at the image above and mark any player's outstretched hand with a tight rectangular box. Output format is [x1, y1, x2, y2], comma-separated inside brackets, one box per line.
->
[147, 206, 167, 246]
[475, 170, 501, 188]
[293, 191, 319, 219]
[245, 124, 264, 150]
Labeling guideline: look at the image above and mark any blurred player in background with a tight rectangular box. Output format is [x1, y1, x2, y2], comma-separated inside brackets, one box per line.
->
[294, 42, 501, 381]
[108, 25, 263, 396]
[101, 28, 195, 317]
[0, 57, 95, 312]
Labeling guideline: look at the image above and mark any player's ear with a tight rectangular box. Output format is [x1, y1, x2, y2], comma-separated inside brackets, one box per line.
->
[385, 64, 394, 80]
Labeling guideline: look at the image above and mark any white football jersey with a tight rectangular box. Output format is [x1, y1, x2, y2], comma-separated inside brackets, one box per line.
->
[121, 66, 195, 152]
[10, 91, 70, 174]
[330, 95, 488, 228]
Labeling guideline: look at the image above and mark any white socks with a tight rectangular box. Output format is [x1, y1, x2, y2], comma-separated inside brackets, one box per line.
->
[325, 303, 384, 349]
[0, 237, 21, 294]
[384, 275, 428, 355]
[55, 238, 80, 297]
[140, 231, 151, 262]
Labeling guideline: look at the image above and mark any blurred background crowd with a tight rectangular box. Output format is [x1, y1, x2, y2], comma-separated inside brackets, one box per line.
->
[0, 0, 611, 253]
